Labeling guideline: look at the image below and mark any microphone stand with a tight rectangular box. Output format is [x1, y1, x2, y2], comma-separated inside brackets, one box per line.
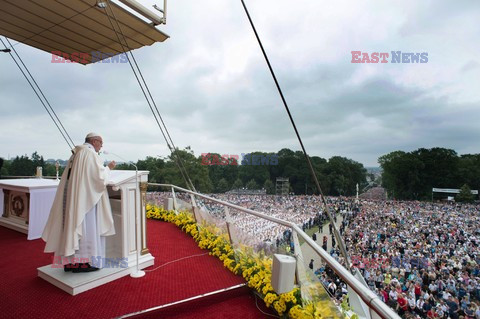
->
[103, 151, 145, 278]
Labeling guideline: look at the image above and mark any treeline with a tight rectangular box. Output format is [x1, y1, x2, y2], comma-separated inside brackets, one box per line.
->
[0, 152, 63, 177]
[118, 147, 367, 195]
[0, 148, 367, 196]
[379, 147, 480, 200]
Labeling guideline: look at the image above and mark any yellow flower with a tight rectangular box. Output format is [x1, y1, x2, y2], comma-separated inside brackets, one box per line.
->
[273, 300, 287, 315]
[147, 204, 345, 319]
[262, 283, 274, 295]
[264, 293, 278, 308]
[289, 305, 303, 319]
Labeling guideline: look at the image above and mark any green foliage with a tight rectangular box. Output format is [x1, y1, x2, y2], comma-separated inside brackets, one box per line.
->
[0, 158, 11, 177]
[163, 147, 213, 193]
[263, 179, 275, 194]
[238, 152, 272, 187]
[0, 157, 6, 177]
[232, 178, 243, 190]
[379, 148, 480, 200]
[2, 148, 368, 197]
[216, 178, 230, 193]
[10, 155, 36, 176]
[323, 156, 367, 196]
[116, 162, 137, 170]
[203, 153, 238, 193]
[379, 152, 424, 199]
[136, 156, 165, 183]
[412, 148, 459, 196]
[31, 151, 44, 168]
[43, 163, 64, 177]
[1, 152, 63, 177]
[457, 184, 474, 203]
[246, 178, 258, 190]
[458, 154, 480, 192]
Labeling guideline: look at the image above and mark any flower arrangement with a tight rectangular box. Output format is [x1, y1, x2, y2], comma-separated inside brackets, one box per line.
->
[146, 204, 344, 319]
[340, 295, 359, 319]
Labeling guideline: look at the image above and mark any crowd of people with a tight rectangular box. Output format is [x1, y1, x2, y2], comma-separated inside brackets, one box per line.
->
[201, 193, 330, 243]
[201, 193, 353, 245]
[146, 190, 480, 318]
[324, 200, 480, 319]
[147, 191, 341, 243]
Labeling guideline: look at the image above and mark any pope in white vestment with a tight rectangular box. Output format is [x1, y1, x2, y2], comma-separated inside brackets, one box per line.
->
[42, 133, 116, 271]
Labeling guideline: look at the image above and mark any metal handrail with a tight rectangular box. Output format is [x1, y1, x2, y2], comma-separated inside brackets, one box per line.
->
[148, 183, 401, 319]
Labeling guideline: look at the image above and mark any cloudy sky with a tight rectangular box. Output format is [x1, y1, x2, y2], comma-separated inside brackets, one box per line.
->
[1, 0, 479, 167]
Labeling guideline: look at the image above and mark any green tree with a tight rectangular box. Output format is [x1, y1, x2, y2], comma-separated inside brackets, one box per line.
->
[10, 154, 35, 176]
[310, 156, 328, 195]
[43, 162, 64, 177]
[238, 152, 271, 187]
[232, 178, 243, 190]
[216, 178, 229, 193]
[0, 158, 9, 177]
[263, 179, 274, 194]
[378, 151, 407, 196]
[1, 154, 61, 177]
[456, 184, 474, 203]
[204, 153, 239, 192]
[136, 156, 165, 183]
[458, 154, 480, 192]
[162, 147, 213, 193]
[323, 156, 367, 196]
[412, 148, 459, 197]
[379, 148, 465, 200]
[245, 178, 258, 190]
[31, 151, 45, 169]
[116, 162, 137, 170]
[379, 152, 424, 199]
[275, 149, 308, 194]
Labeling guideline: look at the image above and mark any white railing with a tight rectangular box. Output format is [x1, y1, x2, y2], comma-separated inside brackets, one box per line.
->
[149, 183, 401, 319]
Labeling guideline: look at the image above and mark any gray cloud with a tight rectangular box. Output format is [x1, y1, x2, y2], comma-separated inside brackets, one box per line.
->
[1, 0, 479, 167]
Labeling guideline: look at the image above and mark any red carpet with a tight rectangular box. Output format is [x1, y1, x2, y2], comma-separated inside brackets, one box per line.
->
[0, 220, 277, 319]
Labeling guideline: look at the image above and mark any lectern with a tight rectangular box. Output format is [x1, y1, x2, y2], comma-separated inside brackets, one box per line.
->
[38, 170, 154, 295]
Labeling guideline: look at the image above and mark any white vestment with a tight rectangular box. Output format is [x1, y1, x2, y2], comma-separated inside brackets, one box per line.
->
[42, 143, 115, 264]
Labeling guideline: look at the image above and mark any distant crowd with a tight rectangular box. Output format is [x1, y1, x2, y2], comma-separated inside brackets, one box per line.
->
[323, 200, 480, 319]
[146, 191, 480, 318]
[146, 191, 344, 246]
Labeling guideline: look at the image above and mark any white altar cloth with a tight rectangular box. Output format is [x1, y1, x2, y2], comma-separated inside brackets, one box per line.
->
[0, 178, 59, 240]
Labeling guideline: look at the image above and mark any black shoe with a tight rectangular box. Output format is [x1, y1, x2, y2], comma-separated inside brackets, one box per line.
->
[72, 263, 100, 273]
[64, 263, 75, 272]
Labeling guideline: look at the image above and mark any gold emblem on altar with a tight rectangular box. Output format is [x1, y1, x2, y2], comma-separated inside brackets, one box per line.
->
[4, 191, 29, 221]
[11, 196, 26, 217]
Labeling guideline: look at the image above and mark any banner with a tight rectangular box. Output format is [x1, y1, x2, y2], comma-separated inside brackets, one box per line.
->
[432, 188, 478, 195]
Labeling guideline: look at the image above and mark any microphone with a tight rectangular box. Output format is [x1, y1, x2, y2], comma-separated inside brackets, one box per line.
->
[101, 150, 120, 170]
[103, 151, 134, 166]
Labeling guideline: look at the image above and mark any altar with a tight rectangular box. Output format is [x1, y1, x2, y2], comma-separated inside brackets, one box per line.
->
[37, 170, 154, 295]
[0, 178, 59, 240]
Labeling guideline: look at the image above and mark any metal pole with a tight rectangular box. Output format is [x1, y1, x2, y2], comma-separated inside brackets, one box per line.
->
[117, 0, 164, 25]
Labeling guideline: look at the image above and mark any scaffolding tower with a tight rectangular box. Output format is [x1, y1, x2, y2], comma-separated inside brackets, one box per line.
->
[276, 177, 289, 195]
